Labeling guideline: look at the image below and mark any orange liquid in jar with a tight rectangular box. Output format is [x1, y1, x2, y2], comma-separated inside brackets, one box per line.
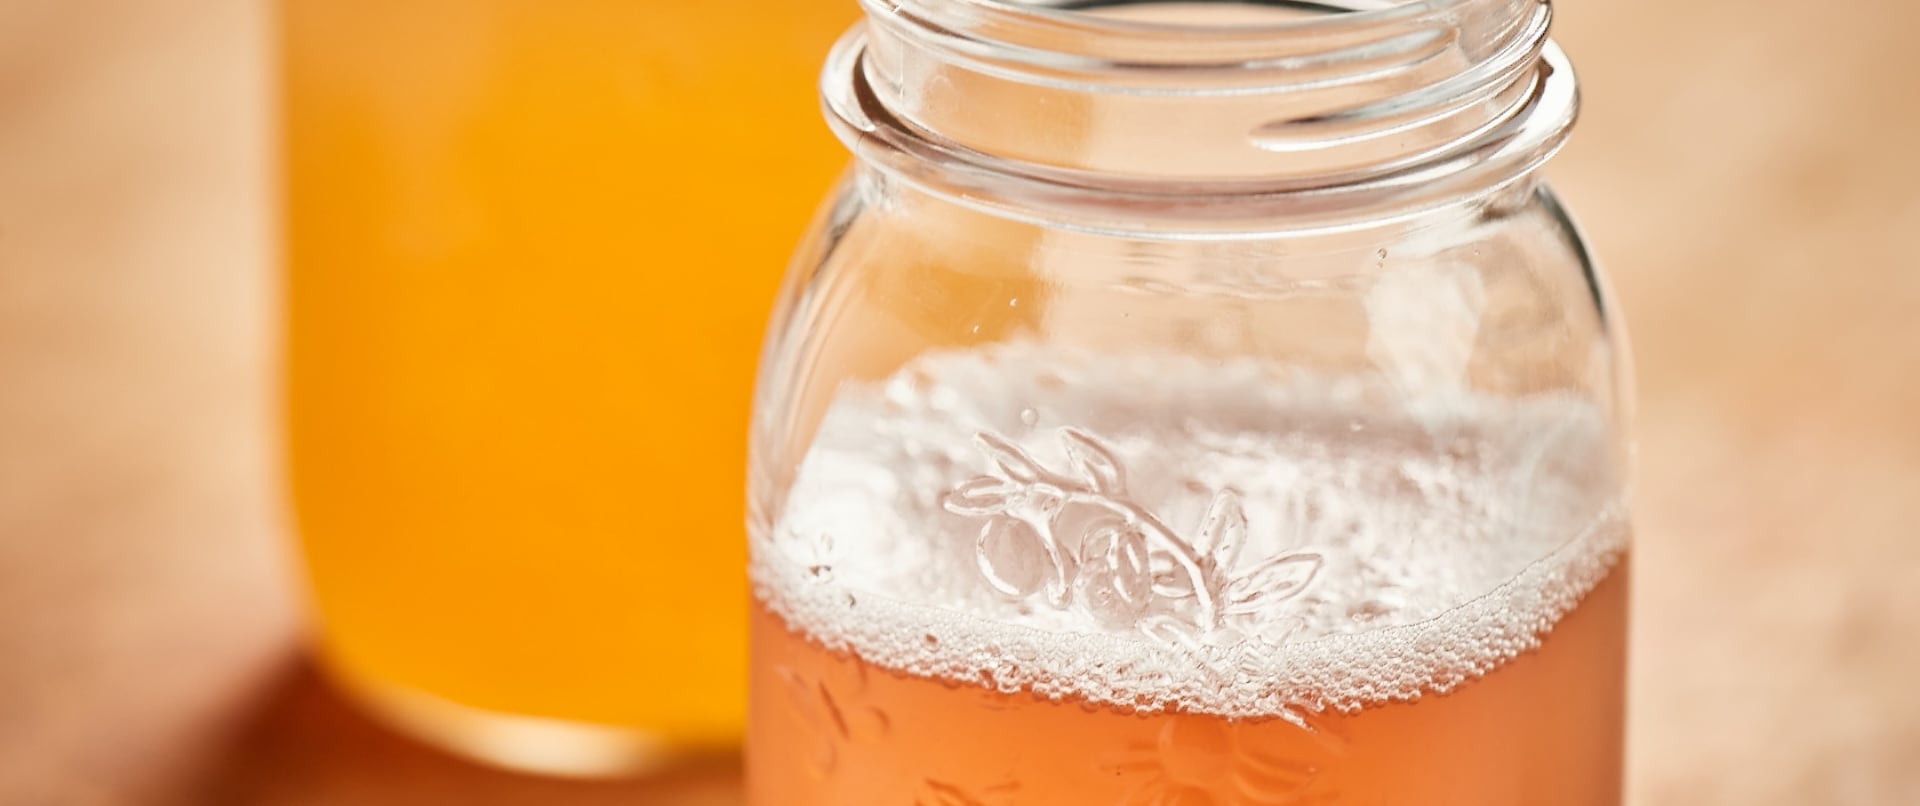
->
[749, 569, 1627, 805]
[281, 0, 853, 768]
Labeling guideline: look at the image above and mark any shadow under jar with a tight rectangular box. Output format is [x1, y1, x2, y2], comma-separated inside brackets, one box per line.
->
[746, 1, 1632, 804]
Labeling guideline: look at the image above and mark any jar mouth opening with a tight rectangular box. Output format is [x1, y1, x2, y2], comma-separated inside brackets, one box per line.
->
[874, 0, 1516, 68]
[959, 0, 1474, 36]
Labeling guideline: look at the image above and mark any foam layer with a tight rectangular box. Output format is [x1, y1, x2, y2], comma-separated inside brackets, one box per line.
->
[750, 345, 1627, 719]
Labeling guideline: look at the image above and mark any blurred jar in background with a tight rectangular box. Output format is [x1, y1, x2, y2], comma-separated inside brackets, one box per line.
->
[279, 0, 853, 775]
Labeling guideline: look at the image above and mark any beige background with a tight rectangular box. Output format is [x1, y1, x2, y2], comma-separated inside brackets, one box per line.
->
[1, 0, 1916, 803]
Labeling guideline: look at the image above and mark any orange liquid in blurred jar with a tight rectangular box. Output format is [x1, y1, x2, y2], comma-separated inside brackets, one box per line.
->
[279, 1, 852, 775]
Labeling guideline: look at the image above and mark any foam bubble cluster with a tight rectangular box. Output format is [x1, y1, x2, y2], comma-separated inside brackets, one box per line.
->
[751, 345, 1627, 718]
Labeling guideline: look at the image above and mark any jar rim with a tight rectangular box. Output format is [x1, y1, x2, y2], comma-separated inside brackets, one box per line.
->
[826, 38, 1577, 240]
[827, 0, 1579, 238]
[916, 0, 1485, 34]
[869, 0, 1535, 70]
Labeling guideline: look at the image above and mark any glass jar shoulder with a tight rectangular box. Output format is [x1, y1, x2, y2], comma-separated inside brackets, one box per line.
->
[754, 171, 1624, 453]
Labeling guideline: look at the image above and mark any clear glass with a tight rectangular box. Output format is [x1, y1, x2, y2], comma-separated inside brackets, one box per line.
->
[747, 0, 1631, 804]
[279, 0, 853, 776]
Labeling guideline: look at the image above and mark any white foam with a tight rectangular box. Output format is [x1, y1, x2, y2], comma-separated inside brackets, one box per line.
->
[750, 345, 1627, 719]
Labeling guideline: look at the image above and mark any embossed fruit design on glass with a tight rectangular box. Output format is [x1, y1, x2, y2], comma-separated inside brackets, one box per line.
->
[746, 1, 1631, 804]
[280, 0, 854, 775]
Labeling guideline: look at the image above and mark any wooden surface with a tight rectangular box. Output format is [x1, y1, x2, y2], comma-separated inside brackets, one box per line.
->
[1, 0, 1915, 803]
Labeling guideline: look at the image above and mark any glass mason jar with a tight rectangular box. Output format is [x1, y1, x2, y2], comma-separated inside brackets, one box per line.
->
[748, 0, 1630, 804]
[279, 0, 852, 776]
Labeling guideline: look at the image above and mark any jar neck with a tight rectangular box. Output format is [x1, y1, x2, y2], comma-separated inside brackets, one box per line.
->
[824, 0, 1578, 237]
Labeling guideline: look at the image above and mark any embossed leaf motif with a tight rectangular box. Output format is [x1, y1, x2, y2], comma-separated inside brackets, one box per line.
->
[1060, 427, 1126, 494]
[976, 516, 1050, 598]
[972, 432, 1043, 483]
[1194, 490, 1248, 575]
[915, 778, 1020, 806]
[777, 664, 891, 776]
[1079, 519, 1152, 610]
[914, 781, 985, 806]
[1110, 712, 1343, 805]
[1108, 527, 1153, 607]
[1222, 552, 1324, 616]
[1150, 551, 1196, 600]
[944, 427, 1323, 637]
[1113, 710, 1351, 802]
[775, 667, 837, 774]
[1139, 615, 1207, 655]
[945, 477, 1020, 516]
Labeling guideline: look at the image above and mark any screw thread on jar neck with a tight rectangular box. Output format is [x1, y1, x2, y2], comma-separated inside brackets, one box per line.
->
[824, 0, 1577, 236]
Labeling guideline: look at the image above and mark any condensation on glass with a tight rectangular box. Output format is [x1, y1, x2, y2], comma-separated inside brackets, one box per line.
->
[747, 1, 1632, 803]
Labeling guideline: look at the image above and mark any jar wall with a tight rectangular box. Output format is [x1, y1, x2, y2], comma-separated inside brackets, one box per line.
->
[749, 167, 1629, 527]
